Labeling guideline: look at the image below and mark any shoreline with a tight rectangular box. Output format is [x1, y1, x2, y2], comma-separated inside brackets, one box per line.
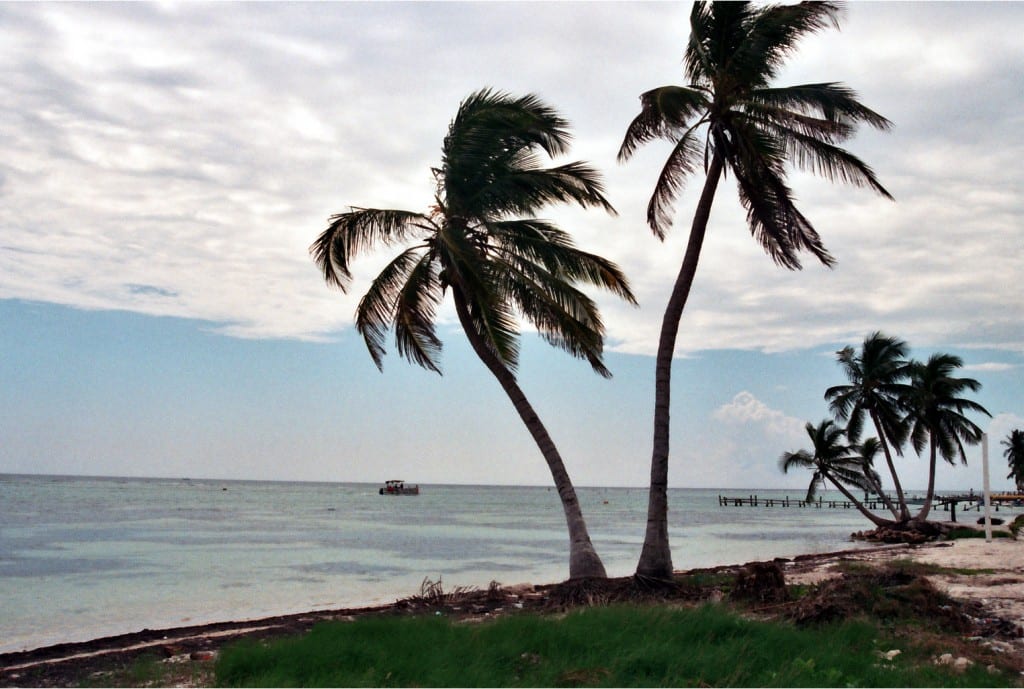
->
[10, 535, 1024, 687]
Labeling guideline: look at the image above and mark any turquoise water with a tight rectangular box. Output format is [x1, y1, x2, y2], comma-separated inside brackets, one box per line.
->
[2, 474, 905, 653]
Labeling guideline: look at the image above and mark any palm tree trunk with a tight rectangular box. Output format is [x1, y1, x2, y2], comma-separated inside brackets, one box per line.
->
[824, 473, 895, 528]
[636, 153, 725, 581]
[451, 288, 606, 580]
[871, 410, 910, 521]
[861, 468, 901, 521]
[913, 439, 939, 523]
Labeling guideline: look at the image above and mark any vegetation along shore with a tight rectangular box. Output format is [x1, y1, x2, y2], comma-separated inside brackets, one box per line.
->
[4, 528, 1024, 687]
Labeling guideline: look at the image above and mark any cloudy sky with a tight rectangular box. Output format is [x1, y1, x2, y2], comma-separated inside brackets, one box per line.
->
[2, 2, 1021, 492]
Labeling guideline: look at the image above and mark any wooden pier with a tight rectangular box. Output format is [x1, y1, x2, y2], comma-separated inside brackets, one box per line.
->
[716, 495, 889, 510]
[718, 493, 1024, 523]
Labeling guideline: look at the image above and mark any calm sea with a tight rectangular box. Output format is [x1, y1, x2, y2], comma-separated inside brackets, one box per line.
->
[2, 473, 911, 653]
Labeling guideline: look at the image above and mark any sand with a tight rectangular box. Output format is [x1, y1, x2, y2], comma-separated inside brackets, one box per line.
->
[4, 530, 1024, 686]
[786, 534, 1024, 627]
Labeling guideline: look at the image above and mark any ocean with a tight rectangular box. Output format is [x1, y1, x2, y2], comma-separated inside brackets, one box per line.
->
[0, 473, 936, 654]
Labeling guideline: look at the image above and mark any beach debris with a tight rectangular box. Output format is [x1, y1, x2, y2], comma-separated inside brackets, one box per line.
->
[730, 561, 788, 604]
[935, 654, 974, 672]
[787, 565, 978, 631]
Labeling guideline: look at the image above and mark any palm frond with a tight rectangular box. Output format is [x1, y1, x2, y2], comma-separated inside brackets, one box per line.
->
[738, 3, 842, 83]
[779, 448, 814, 474]
[748, 83, 893, 134]
[437, 227, 522, 372]
[491, 254, 611, 377]
[646, 126, 706, 238]
[392, 252, 445, 374]
[355, 245, 431, 370]
[311, 208, 433, 290]
[617, 86, 709, 162]
[727, 125, 835, 269]
[769, 124, 893, 199]
[474, 162, 616, 218]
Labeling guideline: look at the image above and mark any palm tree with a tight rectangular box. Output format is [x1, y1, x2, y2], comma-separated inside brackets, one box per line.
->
[779, 420, 892, 527]
[1004, 429, 1024, 492]
[617, 1, 893, 579]
[825, 332, 913, 521]
[849, 436, 901, 520]
[311, 89, 637, 579]
[903, 354, 990, 523]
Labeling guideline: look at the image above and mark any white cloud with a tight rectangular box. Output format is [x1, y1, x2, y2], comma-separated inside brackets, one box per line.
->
[964, 363, 1018, 373]
[1, 2, 1021, 358]
[713, 391, 806, 441]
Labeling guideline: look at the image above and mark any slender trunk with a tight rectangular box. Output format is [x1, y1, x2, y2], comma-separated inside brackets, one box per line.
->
[636, 154, 725, 580]
[871, 410, 910, 521]
[824, 472, 895, 528]
[451, 288, 606, 579]
[913, 437, 939, 522]
[861, 466, 901, 520]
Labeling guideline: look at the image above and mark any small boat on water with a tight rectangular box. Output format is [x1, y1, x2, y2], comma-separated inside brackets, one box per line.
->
[379, 479, 420, 496]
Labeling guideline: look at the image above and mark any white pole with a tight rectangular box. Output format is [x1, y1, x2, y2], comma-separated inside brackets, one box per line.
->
[982, 433, 992, 543]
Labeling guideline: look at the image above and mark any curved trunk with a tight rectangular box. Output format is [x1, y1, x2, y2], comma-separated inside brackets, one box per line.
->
[823, 472, 895, 528]
[861, 467, 901, 521]
[913, 437, 939, 522]
[451, 288, 606, 579]
[870, 409, 910, 520]
[636, 154, 724, 580]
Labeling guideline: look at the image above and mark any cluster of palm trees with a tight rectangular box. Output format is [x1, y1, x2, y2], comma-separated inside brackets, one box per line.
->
[311, 2, 986, 582]
[781, 332, 991, 530]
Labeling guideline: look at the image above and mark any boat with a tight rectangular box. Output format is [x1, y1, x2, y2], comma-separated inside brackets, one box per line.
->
[379, 479, 420, 496]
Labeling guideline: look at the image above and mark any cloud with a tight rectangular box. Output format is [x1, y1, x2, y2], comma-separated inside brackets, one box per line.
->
[964, 363, 1018, 373]
[713, 391, 807, 441]
[0, 2, 1021, 358]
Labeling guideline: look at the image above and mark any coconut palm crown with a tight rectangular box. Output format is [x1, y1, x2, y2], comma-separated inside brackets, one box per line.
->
[825, 332, 913, 520]
[903, 353, 990, 522]
[1004, 429, 1024, 492]
[311, 89, 636, 579]
[779, 419, 890, 527]
[618, 0, 893, 579]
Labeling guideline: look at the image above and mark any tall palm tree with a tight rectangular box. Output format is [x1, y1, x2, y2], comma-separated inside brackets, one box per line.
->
[618, 1, 893, 579]
[779, 419, 891, 527]
[825, 332, 913, 521]
[903, 354, 990, 523]
[311, 89, 637, 579]
[1004, 429, 1024, 492]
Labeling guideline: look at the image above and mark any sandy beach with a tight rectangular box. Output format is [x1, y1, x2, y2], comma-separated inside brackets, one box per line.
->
[3, 526, 1024, 687]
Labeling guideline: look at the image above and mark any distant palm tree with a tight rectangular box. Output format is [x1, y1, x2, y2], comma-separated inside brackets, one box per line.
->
[1003, 429, 1024, 492]
[779, 420, 891, 527]
[618, 0, 893, 579]
[825, 332, 913, 521]
[849, 436, 901, 520]
[311, 89, 637, 579]
[903, 354, 990, 522]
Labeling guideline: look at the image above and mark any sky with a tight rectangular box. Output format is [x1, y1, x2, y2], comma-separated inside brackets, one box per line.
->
[1, 1, 1022, 492]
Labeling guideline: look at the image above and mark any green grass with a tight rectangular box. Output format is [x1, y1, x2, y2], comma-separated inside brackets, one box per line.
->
[946, 526, 1011, 541]
[214, 605, 1012, 687]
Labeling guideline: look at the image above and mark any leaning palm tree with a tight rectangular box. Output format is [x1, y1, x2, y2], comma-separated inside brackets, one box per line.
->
[903, 354, 990, 523]
[849, 436, 902, 520]
[312, 89, 637, 579]
[825, 332, 913, 521]
[780, 419, 891, 527]
[1005, 430, 1024, 492]
[618, 1, 893, 579]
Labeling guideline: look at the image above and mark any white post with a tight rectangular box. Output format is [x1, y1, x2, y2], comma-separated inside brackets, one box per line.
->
[982, 433, 992, 543]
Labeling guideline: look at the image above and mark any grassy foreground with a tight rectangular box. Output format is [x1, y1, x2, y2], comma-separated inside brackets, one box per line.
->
[213, 604, 1011, 687]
